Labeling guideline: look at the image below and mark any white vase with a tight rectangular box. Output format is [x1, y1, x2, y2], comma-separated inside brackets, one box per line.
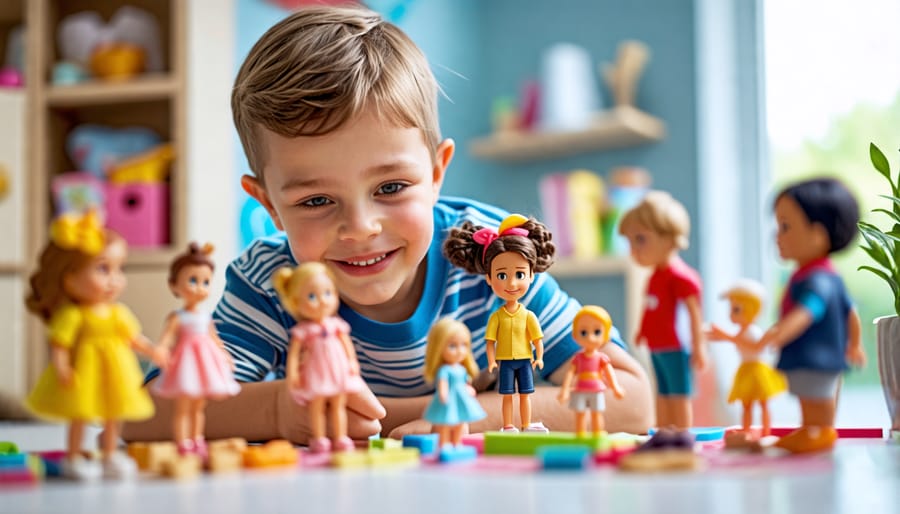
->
[876, 315, 900, 433]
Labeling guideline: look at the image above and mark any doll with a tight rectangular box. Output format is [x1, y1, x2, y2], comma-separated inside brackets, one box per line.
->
[557, 305, 625, 437]
[759, 178, 865, 453]
[273, 262, 365, 453]
[422, 318, 487, 448]
[706, 279, 785, 437]
[153, 243, 241, 458]
[443, 213, 555, 432]
[24, 210, 166, 480]
[618, 190, 706, 430]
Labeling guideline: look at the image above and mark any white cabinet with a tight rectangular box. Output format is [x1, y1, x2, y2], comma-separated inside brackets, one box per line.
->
[0, 91, 25, 268]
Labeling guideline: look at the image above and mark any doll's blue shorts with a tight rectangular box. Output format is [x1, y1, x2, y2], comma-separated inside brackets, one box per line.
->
[651, 350, 692, 396]
[498, 359, 535, 394]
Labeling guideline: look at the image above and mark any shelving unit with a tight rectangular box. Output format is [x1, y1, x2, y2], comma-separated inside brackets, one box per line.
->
[469, 105, 665, 162]
[0, 0, 185, 396]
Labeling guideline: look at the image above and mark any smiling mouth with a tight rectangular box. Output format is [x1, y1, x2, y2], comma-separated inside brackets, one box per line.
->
[342, 251, 391, 267]
[504, 289, 520, 295]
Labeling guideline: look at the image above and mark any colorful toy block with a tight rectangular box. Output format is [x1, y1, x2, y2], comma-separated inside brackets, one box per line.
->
[160, 454, 202, 480]
[649, 426, 725, 442]
[537, 445, 592, 470]
[207, 438, 247, 474]
[483, 431, 610, 456]
[127, 442, 178, 473]
[438, 445, 477, 464]
[401, 434, 439, 456]
[331, 447, 420, 469]
[460, 433, 485, 454]
[369, 438, 403, 450]
[35, 451, 66, 478]
[0, 454, 44, 486]
[0, 442, 20, 454]
[242, 440, 299, 468]
[105, 182, 169, 247]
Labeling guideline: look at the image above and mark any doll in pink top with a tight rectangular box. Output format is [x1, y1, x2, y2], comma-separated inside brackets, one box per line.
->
[154, 243, 241, 457]
[273, 261, 365, 453]
[557, 305, 625, 436]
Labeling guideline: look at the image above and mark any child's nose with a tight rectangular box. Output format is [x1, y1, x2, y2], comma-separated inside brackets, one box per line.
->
[339, 203, 383, 240]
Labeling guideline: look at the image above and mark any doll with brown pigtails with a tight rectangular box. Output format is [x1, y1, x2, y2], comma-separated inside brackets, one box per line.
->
[443, 213, 555, 432]
[24, 210, 167, 480]
[153, 243, 241, 459]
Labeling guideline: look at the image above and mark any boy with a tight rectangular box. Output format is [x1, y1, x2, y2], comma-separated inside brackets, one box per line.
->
[124, 5, 652, 444]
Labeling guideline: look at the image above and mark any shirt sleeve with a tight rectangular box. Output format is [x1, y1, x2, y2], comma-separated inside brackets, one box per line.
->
[485, 311, 499, 342]
[113, 304, 141, 341]
[793, 273, 835, 323]
[48, 304, 82, 349]
[673, 272, 702, 301]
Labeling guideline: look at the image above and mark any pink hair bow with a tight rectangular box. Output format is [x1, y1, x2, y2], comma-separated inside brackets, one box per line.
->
[472, 226, 529, 263]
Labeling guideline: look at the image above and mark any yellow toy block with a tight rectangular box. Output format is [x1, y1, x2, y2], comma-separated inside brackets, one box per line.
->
[242, 439, 299, 468]
[331, 447, 420, 469]
[160, 454, 202, 480]
[127, 442, 177, 473]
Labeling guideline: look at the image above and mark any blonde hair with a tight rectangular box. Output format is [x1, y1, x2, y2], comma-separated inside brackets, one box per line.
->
[423, 318, 479, 384]
[272, 261, 335, 318]
[720, 279, 765, 321]
[572, 305, 612, 344]
[232, 5, 441, 182]
[618, 190, 691, 250]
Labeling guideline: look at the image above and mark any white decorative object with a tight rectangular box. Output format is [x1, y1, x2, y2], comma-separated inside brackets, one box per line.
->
[539, 43, 601, 132]
[58, 6, 163, 72]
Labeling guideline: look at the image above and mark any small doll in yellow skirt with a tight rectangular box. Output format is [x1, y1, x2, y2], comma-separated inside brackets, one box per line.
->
[706, 279, 786, 437]
[24, 210, 167, 480]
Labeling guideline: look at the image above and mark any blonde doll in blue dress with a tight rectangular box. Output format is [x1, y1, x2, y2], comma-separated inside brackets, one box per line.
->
[422, 318, 486, 448]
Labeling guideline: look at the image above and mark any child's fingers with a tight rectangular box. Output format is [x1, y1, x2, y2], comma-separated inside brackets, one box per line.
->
[386, 418, 433, 440]
[346, 386, 387, 420]
[346, 410, 383, 440]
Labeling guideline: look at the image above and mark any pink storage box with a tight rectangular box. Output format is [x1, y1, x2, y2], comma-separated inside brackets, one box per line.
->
[105, 182, 169, 247]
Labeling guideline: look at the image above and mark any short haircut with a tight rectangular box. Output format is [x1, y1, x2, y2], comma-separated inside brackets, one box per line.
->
[618, 190, 691, 250]
[776, 178, 859, 253]
[231, 5, 441, 182]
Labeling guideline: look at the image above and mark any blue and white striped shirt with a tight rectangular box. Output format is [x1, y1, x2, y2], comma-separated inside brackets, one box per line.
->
[150, 197, 624, 397]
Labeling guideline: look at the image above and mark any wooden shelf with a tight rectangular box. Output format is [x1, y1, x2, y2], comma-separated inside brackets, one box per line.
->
[126, 247, 180, 268]
[44, 74, 177, 107]
[550, 256, 631, 278]
[469, 105, 665, 162]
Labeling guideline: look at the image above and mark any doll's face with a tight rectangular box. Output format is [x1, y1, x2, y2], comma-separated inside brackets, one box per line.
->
[728, 298, 755, 326]
[622, 222, 676, 268]
[171, 264, 213, 306]
[573, 316, 609, 351]
[63, 239, 127, 305]
[441, 331, 470, 365]
[486, 251, 534, 303]
[290, 271, 340, 322]
[774, 195, 829, 265]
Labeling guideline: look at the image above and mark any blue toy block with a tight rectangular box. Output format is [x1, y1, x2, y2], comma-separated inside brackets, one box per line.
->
[437, 445, 477, 463]
[0, 453, 27, 469]
[537, 445, 592, 470]
[401, 434, 439, 455]
[649, 427, 725, 442]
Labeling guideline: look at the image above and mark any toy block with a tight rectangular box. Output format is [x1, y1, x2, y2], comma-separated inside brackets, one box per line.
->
[437, 445, 477, 463]
[649, 426, 724, 442]
[369, 438, 403, 450]
[460, 433, 485, 454]
[0, 442, 20, 454]
[594, 445, 637, 466]
[537, 445, 592, 470]
[242, 439, 299, 468]
[330, 450, 369, 469]
[209, 438, 248, 453]
[36, 451, 66, 477]
[618, 449, 703, 472]
[483, 431, 609, 456]
[160, 454, 202, 480]
[0, 453, 27, 469]
[401, 434, 439, 455]
[331, 447, 421, 469]
[207, 440, 245, 474]
[0, 454, 44, 486]
[127, 442, 178, 473]
[770, 427, 884, 439]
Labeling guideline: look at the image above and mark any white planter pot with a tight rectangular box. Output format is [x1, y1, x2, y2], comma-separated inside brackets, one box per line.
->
[876, 315, 900, 433]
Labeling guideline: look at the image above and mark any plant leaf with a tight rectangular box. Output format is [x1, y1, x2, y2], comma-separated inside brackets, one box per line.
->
[870, 143, 893, 188]
[874, 208, 900, 226]
[860, 243, 892, 270]
[858, 265, 900, 299]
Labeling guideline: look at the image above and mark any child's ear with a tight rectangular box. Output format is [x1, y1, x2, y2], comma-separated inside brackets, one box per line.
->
[431, 139, 455, 201]
[811, 223, 831, 256]
[241, 175, 284, 231]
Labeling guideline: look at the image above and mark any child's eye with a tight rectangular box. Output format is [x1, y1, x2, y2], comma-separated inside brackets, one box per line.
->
[635, 234, 646, 245]
[189, 276, 198, 285]
[496, 272, 507, 280]
[298, 196, 333, 209]
[376, 182, 406, 196]
[323, 289, 332, 298]
[307, 293, 317, 301]
[515, 271, 526, 280]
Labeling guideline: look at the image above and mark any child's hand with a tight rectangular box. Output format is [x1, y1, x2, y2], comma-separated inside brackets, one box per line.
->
[557, 389, 570, 405]
[387, 418, 436, 441]
[705, 323, 729, 341]
[532, 358, 544, 370]
[276, 382, 385, 444]
[846, 345, 866, 368]
[152, 346, 170, 369]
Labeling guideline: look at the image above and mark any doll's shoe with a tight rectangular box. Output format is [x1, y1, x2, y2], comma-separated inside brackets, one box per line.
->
[523, 422, 550, 433]
[333, 436, 355, 452]
[309, 437, 332, 454]
[499, 425, 519, 433]
[177, 439, 195, 456]
[193, 437, 209, 461]
[62, 455, 102, 481]
[774, 426, 838, 454]
[102, 452, 137, 479]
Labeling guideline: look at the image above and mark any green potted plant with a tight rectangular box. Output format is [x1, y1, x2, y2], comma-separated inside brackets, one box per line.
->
[858, 142, 900, 437]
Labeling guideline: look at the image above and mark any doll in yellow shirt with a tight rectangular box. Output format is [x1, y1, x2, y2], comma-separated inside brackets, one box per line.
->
[444, 214, 554, 432]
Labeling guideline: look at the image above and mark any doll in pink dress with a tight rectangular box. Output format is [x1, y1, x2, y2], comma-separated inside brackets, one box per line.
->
[154, 243, 240, 457]
[273, 262, 365, 453]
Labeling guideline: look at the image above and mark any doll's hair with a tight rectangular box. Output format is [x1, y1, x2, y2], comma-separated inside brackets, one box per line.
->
[618, 190, 691, 250]
[25, 231, 125, 322]
[720, 279, 765, 321]
[232, 5, 441, 182]
[423, 318, 479, 384]
[442, 215, 555, 276]
[776, 177, 859, 253]
[168, 242, 215, 285]
[272, 261, 336, 317]
[572, 305, 613, 344]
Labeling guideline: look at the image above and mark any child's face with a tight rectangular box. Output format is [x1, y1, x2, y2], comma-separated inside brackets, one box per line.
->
[441, 331, 470, 365]
[290, 272, 339, 322]
[622, 222, 676, 267]
[171, 264, 213, 306]
[487, 251, 534, 303]
[63, 239, 127, 305]
[774, 195, 829, 265]
[244, 108, 454, 320]
[573, 316, 609, 351]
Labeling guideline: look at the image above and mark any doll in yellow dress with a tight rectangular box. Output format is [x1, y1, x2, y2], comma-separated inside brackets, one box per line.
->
[24, 210, 166, 480]
[706, 279, 786, 437]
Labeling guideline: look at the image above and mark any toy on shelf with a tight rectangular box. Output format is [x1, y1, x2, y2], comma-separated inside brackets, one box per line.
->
[273, 262, 366, 453]
[557, 305, 625, 437]
[23, 210, 166, 480]
[66, 124, 161, 179]
[108, 143, 175, 184]
[153, 243, 241, 458]
[51, 171, 105, 218]
[443, 213, 556, 433]
[759, 178, 865, 453]
[605, 166, 651, 255]
[705, 279, 786, 437]
[618, 191, 706, 430]
[601, 40, 650, 108]
[422, 318, 487, 452]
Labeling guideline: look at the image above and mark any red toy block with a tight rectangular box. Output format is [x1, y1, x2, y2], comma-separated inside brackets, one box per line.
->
[105, 182, 169, 247]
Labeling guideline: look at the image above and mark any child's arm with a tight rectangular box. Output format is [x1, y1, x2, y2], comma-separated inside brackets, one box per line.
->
[759, 306, 813, 349]
[285, 337, 302, 389]
[532, 338, 545, 370]
[685, 295, 707, 371]
[556, 361, 576, 404]
[122, 377, 386, 444]
[846, 307, 866, 367]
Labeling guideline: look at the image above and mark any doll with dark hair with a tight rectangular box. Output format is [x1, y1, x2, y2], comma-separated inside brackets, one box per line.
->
[443, 214, 555, 432]
[154, 243, 240, 458]
[760, 177, 866, 453]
